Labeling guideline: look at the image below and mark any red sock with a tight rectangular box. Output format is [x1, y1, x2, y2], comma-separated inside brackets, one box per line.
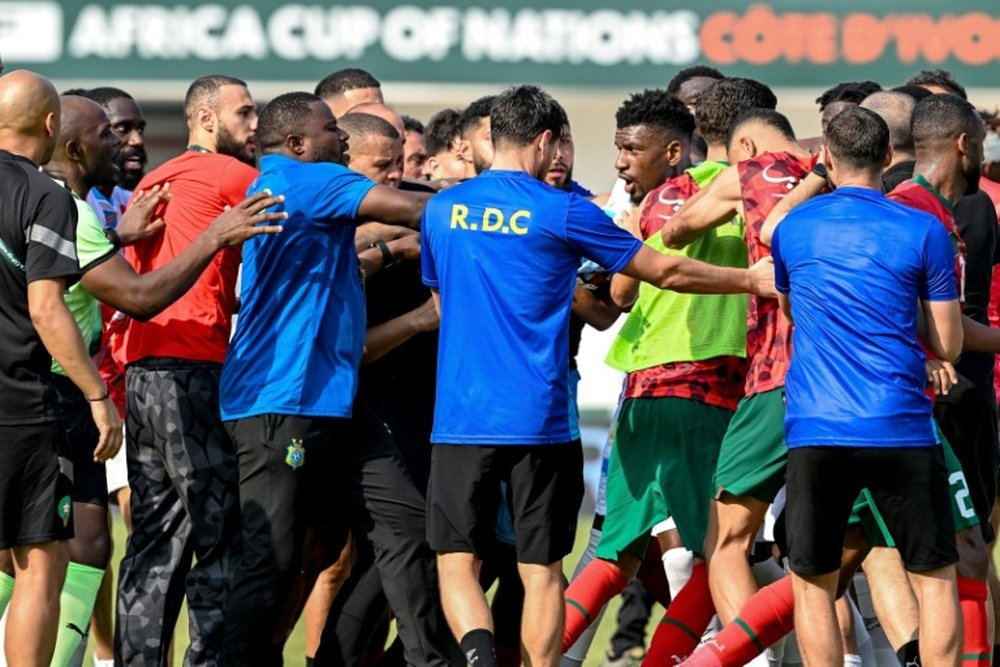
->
[683, 577, 795, 667]
[642, 562, 715, 666]
[958, 577, 989, 666]
[563, 559, 629, 652]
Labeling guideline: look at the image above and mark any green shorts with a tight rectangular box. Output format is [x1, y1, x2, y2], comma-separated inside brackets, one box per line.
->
[713, 388, 787, 504]
[848, 424, 979, 547]
[596, 397, 733, 561]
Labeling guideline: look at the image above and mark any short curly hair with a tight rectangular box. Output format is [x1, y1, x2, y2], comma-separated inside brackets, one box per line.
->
[615, 89, 694, 140]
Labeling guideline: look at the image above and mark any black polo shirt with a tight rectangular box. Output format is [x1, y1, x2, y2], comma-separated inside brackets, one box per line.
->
[0, 150, 80, 424]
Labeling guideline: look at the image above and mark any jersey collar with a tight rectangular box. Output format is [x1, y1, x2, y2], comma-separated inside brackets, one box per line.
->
[912, 174, 955, 212]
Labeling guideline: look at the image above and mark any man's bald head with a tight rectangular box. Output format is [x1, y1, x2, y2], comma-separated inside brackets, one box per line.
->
[860, 91, 916, 156]
[344, 102, 404, 141]
[0, 70, 61, 164]
[58, 95, 107, 148]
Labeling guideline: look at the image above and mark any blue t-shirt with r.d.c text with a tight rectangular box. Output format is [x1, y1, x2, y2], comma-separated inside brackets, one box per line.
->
[421, 169, 642, 445]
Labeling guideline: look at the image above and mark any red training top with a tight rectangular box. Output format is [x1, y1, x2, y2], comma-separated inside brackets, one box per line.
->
[737, 151, 815, 397]
[116, 151, 258, 365]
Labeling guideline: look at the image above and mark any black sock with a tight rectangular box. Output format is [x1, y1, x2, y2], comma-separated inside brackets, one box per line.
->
[992, 645, 1000, 667]
[306, 659, 315, 667]
[460, 629, 498, 667]
[897, 639, 921, 667]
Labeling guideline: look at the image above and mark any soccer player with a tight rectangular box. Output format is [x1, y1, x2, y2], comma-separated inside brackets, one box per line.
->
[315, 67, 384, 118]
[424, 108, 474, 181]
[421, 84, 775, 667]
[344, 101, 406, 142]
[662, 109, 814, 629]
[0, 69, 121, 667]
[771, 106, 963, 667]
[114, 74, 260, 665]
[614, 89, 692, 208]
[219, 92, 451, 666]
[37, 94, 283, 666]
[402, 114, 429, 180]
[459, 95, 495, 174]
[562, 77, 778, 665]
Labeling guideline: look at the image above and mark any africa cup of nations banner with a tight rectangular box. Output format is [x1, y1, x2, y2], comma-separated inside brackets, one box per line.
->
[1, 0, 998, 87]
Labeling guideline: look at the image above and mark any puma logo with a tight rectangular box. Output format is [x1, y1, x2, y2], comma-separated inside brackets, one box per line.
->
[66, 622, 87, 639]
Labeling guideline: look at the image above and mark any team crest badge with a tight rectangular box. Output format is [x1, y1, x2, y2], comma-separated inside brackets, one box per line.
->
[57, 495, 72, 527]
[285, 439, 306, 470]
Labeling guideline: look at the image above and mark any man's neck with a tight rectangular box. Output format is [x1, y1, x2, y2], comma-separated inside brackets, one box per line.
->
[704, 143, 728, 163]
[757, 133, 811, 160]
[491, 149, 539, 178]
[0, 135, 45, 166]
[889, 151, 916, 168]
[912, 158, 964, 206]
[834, 172, 882, 191]
[42, 161, 88, 199]
[186, 132, 216, 153]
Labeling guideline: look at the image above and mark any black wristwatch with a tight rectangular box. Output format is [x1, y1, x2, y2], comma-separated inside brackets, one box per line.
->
[811, 162, 829, 181]
[104, 227, 122, 250]
[370, 239, 395, 268]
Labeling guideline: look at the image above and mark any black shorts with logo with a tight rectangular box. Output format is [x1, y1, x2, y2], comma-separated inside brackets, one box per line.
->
[786, 445, 957, 576]
[427, 441, 583, 564]
[0, 420, 74, 548]
[52, 374, 108, 507]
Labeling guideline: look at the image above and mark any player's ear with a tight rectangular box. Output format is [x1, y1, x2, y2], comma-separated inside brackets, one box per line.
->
[537, 128, 553, 155]
[286, 132, 306, 157]
[957, 132, 971, 159]
[883, 146, 893, 170]
[65, 138, 83, 164]
[196, 107, 214, 134]
[664, 138, 683, 168]
[741, 137, 758, 158]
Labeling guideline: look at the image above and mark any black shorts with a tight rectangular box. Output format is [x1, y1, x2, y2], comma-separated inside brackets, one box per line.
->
[52, 374, 108, 507]
[427, 441, 583, 564]
[786, 445, 957, 576]
[934, 383, 998, 543]
[0, 421, 74, 548]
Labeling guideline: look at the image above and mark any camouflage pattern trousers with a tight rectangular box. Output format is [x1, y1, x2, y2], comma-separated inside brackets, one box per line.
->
[116, 360, 239, 667]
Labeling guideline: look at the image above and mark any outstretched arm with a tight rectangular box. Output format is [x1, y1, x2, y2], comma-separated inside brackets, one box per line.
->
[82, 192, 285, 321]
[357, 186, 432, 229]
[620, 244, 776, 297]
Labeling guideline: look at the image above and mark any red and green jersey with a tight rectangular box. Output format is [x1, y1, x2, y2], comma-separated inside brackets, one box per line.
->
[887, 175, 967, 305]
[738, 151, 816, 397]
[619, 161, 747, 411]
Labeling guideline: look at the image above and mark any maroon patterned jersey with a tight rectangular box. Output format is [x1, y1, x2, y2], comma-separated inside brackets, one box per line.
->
[625, 357, 747, 411]
[738, 151, 816, 396]
[640, 172, 699, 240]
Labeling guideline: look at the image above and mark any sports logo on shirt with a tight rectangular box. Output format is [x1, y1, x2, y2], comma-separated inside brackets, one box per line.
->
[285, 438, 306, 470]
[57, 495, 72, 527]
[761, 164, 797, 195]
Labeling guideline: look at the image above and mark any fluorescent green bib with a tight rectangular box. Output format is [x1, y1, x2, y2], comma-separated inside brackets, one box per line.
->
[606, 162, 748, 372]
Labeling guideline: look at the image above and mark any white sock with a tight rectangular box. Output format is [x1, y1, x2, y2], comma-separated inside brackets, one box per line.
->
[844, 654, 863, 667]
[94, 658, 114, 667]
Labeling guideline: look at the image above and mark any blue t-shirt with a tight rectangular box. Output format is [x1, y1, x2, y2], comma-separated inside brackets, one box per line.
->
[220, 154, 375, 420]
[421, 169, 642, 445]
[771, 186, 958, 449]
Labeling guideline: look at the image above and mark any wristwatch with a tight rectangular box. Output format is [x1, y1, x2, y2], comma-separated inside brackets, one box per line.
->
[104, 227, 122, 250]
[370, 239, 395, 268]
[811, 162, 829, 181]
